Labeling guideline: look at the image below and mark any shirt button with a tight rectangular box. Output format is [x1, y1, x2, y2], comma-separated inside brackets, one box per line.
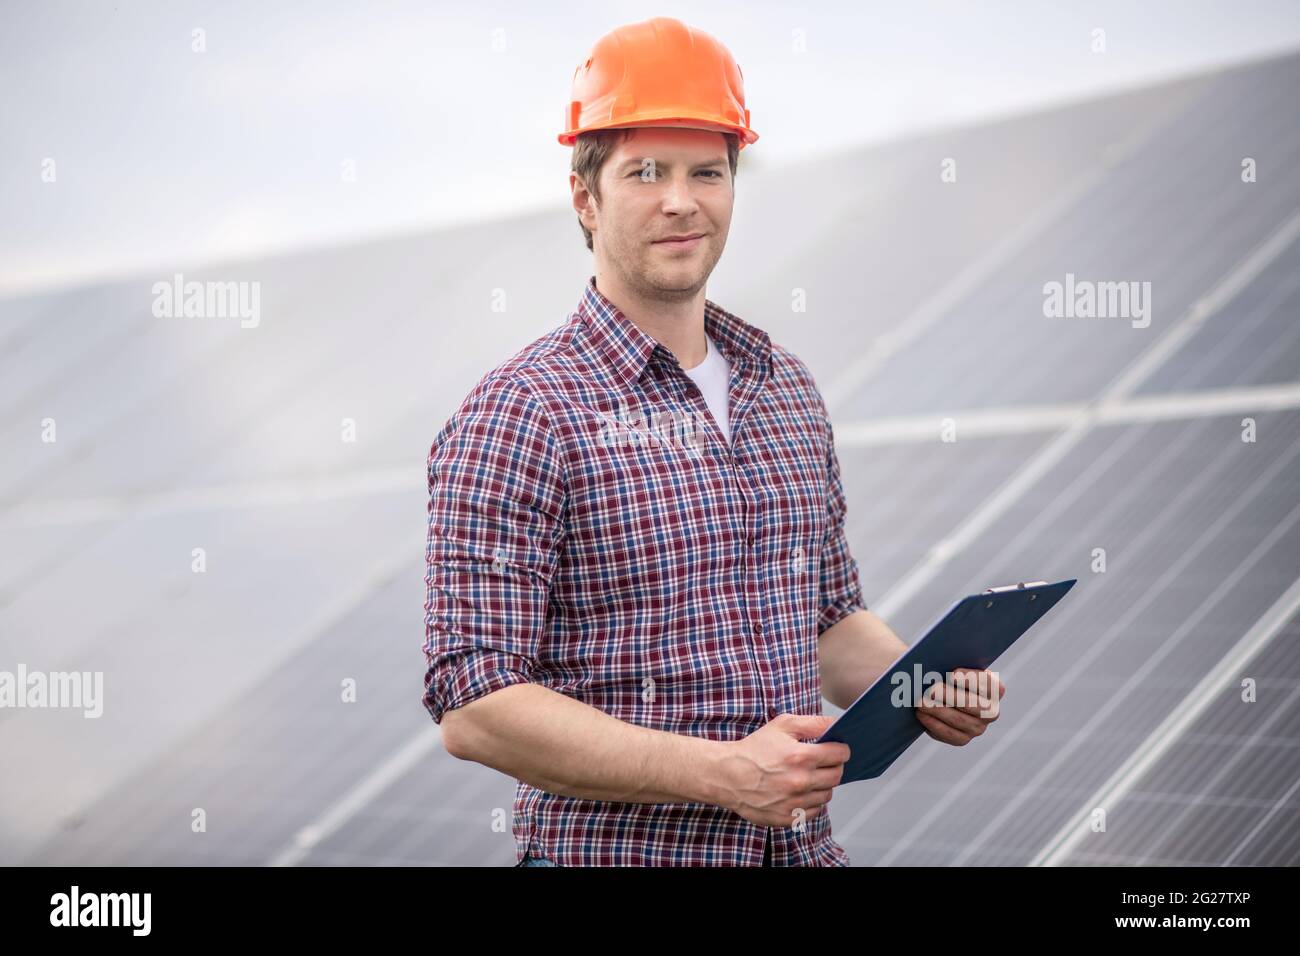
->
[752, 622, 763, 635]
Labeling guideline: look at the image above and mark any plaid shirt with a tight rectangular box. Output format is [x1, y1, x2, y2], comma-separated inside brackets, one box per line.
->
[423, 275, 867, 866]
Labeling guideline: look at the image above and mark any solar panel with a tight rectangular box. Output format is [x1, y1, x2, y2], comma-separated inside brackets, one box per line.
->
[5, 50, 1298, 867]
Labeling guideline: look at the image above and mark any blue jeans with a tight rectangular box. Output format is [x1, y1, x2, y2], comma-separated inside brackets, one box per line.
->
[518, 852, 559, 866]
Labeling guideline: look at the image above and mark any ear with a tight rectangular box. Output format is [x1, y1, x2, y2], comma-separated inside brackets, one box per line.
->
[571, 171, 598, 231]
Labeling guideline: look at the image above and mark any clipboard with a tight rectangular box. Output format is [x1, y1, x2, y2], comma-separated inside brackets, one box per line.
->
[815, 578, 1077, 784]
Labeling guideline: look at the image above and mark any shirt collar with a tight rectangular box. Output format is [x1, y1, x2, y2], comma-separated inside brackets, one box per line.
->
[576, 275, 772, 390]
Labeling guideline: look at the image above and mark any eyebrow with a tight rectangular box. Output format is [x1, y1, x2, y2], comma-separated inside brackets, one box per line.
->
[616, 157, 728, 171]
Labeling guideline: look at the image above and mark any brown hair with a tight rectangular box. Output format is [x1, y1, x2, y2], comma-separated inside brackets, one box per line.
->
[571, 128, 740, 251]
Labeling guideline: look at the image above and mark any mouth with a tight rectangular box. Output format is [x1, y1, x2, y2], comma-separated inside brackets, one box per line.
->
[652, 233, 705, 251]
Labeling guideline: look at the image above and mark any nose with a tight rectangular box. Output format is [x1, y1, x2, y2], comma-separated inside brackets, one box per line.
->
[660, 171, 700, 216]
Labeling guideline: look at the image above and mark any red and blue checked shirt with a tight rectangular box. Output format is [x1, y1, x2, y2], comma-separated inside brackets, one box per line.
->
[422, 275, 867, 866]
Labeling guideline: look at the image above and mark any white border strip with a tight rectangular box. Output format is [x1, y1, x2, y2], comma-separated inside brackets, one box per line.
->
[7, 381, 1300, 529]
[0, 466, 420, 528]
[835, 382, 1300, 446]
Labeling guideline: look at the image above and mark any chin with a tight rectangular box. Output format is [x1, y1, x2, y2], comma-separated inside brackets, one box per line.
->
[647, 268, 706, 293]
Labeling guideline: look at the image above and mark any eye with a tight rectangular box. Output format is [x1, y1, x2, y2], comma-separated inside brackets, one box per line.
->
[626, 169, 724, 179]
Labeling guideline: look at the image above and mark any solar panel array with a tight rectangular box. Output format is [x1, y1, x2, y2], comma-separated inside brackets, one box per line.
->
[2, 50, 1297, 865]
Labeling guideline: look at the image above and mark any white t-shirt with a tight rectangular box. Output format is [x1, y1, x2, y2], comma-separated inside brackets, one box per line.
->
[682, 333, 732, 446]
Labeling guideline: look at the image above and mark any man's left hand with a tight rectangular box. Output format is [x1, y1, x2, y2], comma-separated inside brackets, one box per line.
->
[915, 666, 1005, 746]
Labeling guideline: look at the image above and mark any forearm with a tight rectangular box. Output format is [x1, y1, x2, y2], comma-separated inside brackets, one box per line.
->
[818, 609, 908, 710]
[441, 682, 731, 807]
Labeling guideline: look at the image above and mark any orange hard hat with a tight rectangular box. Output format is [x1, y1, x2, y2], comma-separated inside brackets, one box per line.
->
[558, 17, 758, 149]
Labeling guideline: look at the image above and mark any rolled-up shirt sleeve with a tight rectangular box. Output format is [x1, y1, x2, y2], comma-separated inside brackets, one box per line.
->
[816, 404, 868, 635]
[422, 375, 567, 725]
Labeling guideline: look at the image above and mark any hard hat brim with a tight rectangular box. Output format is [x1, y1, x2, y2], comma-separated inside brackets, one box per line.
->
[559, 113, 759, 148]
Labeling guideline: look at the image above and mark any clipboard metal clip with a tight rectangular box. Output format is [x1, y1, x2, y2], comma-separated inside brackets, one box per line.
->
[982, 580, 1048, 594]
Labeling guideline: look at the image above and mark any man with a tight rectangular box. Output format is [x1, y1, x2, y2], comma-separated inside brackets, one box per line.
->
[422, 16, 1004, 867]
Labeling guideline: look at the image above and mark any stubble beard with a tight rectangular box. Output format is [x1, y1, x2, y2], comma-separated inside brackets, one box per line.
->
[618, 235, 722, 305]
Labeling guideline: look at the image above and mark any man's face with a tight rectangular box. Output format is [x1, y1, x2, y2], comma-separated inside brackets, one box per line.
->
[580, 127, 733, 301]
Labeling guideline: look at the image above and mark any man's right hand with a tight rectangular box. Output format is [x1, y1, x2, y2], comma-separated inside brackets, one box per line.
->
[716, 714, 850, 827]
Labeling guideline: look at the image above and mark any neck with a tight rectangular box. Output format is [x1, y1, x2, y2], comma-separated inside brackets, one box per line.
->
[593, 267, 708, 369]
